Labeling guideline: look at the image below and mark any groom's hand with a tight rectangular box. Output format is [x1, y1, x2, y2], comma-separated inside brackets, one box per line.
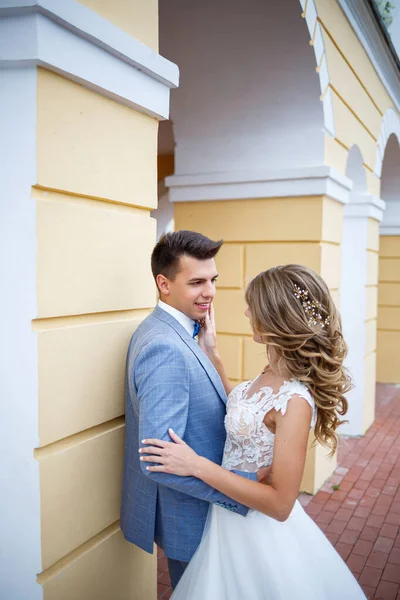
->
[257, 465, 272, 485]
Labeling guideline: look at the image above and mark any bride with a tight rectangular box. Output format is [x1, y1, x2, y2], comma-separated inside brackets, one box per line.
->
[140, 264, 366, 599]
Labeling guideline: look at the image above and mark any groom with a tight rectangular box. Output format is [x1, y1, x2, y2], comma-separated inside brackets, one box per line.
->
[120, 230, 258, 590]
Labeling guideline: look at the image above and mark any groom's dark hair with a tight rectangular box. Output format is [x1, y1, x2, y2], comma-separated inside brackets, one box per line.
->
[151, 230, 223, 282]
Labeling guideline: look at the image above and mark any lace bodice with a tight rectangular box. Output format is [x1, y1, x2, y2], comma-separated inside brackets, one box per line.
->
[222, 378, 317, 472]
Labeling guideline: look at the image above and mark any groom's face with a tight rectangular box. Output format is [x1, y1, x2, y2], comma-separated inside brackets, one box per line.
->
[159, 254, 218, 321]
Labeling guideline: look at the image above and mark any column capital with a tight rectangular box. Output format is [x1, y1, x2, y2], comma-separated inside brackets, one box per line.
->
[344, 194, 386, 222]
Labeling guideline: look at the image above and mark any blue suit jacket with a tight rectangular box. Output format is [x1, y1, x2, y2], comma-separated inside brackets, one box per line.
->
[120, 306, 256, 562]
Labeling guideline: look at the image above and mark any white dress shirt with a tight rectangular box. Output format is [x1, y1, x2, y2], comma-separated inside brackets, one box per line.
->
[158, 300, 197, 338]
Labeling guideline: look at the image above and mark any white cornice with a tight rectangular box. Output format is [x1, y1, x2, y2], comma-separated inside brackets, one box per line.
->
[380, 225, 400, 235]
[337, 0, 400, 113]
[166, 166, 352, 204]
[0, 0, 179, 119]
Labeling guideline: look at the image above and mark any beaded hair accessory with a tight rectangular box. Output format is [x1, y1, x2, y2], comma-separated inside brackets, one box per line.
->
[293, 284, 330, 329]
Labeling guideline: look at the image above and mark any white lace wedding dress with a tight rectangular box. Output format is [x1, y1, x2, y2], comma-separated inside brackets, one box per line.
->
[172, 379, 366, 599]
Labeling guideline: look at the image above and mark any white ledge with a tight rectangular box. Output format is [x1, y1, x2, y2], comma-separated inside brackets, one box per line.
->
[344, 194, 386, 222]
[380, 225, 400, 235]
[166, 166, 352, 204]
[0, 0, 179, 119]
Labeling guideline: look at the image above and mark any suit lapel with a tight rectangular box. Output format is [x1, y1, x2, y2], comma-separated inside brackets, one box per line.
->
[152, 306, 228, 404]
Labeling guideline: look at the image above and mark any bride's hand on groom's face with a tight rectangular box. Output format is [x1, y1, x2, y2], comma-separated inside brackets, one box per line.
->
[139, 429, 200, 477]
[198, 303, 218, 356]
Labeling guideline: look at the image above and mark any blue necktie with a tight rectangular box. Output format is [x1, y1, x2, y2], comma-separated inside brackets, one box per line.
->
[193, 321, 200, 338]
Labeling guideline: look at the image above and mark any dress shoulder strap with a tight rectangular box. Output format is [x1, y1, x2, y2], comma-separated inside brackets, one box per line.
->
[272, 379, 317, 427]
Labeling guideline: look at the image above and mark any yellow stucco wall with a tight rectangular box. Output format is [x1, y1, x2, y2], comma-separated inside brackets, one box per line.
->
[377, 236, 400, 383]
[34, 67, 157, 599]
[315, 0, 400, 391]
[175, 195, 343, 493]
[315, 0, 391, 197]
[77, 0, 158, 51]
[36, 69, 158, 208]
[314, 0, 397, 432]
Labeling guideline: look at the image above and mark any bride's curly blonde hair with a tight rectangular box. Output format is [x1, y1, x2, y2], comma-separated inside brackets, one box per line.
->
[245, 264, 352, 455]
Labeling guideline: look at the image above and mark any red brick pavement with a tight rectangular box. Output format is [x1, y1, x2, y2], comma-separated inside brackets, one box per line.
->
[157, 383, 400, 600]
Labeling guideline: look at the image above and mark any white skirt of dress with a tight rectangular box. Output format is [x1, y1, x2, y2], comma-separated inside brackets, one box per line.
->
[172, 500, 366, 600]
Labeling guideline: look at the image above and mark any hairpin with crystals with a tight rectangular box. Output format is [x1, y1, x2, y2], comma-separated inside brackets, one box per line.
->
[293, 284, 330, 329]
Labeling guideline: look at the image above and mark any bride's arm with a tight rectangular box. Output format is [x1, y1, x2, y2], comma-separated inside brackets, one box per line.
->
[140, 395, 312, 522]
[198, 303, 233, 396]
[205, 351, 233, 396]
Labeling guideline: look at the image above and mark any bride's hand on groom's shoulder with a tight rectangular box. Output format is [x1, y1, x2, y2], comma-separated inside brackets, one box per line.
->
[198, 303, 218, 356]
[139, 429, 201, 477]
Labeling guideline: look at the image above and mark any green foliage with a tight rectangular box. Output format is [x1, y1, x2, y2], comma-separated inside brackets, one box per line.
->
[375, 0, 396, 29]
[331, 483, 340, 491]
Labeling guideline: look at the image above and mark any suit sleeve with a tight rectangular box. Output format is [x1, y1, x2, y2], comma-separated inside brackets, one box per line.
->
[133, 338, 256, 516]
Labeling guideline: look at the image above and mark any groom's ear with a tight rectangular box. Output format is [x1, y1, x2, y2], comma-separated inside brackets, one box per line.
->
[156, 274, 170, 296]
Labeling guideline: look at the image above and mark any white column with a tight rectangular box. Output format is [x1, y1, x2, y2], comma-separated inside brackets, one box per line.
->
[340, 195, 385, 435]
[0, 1, 178, 596]
[0, 67, 43, 600]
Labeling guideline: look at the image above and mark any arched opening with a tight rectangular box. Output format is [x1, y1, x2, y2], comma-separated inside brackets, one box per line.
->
[154, 0, 331, 243]
[377, 133, 400, 383]
[340, 146, 369, 435]
[346, 146, 368, 195]
[155, 0, 343, 494]
[159, 0, 325, 178]
[381, 134, 400, 233]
